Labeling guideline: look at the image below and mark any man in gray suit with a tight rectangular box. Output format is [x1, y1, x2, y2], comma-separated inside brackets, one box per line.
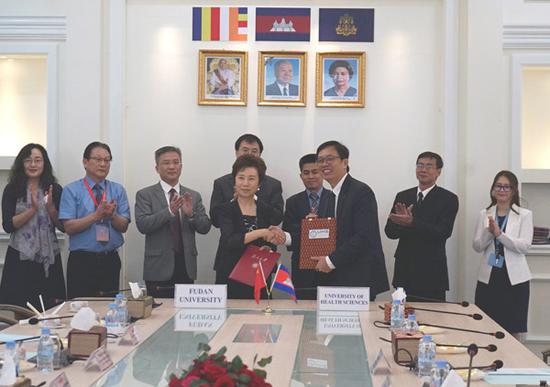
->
[135, 146, 211, 298]
[210, 133, 284, 228]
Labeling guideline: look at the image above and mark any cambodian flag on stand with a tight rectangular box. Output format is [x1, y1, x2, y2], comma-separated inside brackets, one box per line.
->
[270, 264, 297, 301]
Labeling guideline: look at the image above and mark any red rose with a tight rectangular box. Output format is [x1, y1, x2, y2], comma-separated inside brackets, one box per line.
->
[169, 375, 200, 387]
[204, 362, 227, 382]
[212, 374, 236, 387]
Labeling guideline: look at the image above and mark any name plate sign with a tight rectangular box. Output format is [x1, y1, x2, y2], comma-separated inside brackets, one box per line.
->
[174, 284, 227, 309]
[316, 311, 361, 336]
[317, 286, 370, 311]
[175, 309, 227, 332]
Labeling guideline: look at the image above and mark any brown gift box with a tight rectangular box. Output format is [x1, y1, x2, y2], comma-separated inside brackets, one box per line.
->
[68, 325, 107, 357]
[127, 295, 153, 319]
[391, 330, 424, 363]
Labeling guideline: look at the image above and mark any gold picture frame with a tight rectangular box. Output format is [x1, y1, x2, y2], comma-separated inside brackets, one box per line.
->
[258, 51, 307, 107]
[316, 52, 365, 108]
[199, 50, 248, 106]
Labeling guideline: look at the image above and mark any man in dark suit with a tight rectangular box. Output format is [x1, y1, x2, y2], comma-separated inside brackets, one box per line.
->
[279, 154, 334, 299]
[384, 151, 459, 302]
[210, 133, 283, 228]
[310, 141, 389, 299]
[265, 60, 299, 97]
[135, 146, 211, 298]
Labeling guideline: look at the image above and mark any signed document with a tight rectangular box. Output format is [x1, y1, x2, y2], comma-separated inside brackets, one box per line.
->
[299, 217, 337, 269]
[229, 245, 280, 286]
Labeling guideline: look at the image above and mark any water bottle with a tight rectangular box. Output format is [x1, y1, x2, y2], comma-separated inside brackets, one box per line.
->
[417, 335, 436, 377]
[430, 360, 450, 387]
[105, 302, 120, 334]
[37, 327, 54, 373]
[115, 293, 128, 326]
[404, 313, 419, 334]
[390, 299, 405, 332]
[3, 340, 18, 378]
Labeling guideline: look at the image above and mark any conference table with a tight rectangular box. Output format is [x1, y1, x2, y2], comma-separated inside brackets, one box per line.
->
[4, 299, 549, 386]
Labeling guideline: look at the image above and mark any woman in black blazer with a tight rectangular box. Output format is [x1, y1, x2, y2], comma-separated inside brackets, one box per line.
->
[214, 155, 284, 299]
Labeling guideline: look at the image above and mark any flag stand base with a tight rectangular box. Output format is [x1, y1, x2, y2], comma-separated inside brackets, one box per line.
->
[263, 305, 273, 314]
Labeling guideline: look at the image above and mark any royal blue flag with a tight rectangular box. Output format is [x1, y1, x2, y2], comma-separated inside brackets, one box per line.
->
[319, 8, 374, 42]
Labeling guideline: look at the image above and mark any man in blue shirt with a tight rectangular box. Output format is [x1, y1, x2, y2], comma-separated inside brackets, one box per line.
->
[59, 142, 131, 298]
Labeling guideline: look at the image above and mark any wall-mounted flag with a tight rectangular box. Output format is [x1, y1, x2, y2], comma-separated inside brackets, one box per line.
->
[193, 7, 248, 41]
[256, 8, 311, 41]
[319, 8, 374, 42]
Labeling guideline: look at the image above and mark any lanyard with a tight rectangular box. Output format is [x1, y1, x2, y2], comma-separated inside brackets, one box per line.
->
[83, 178, 107, 207]
[493, 208, 510, 252]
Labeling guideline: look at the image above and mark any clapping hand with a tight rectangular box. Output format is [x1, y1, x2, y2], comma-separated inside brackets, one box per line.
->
[44, 185, 55, 212]
[388, 202, 414, 226]
[169, 193, 185, 215]
[488, 216, 501, 237]
[181, 192, 194, 217]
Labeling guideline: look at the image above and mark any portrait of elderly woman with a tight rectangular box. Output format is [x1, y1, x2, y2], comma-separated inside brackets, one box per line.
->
[323, 59, 358, 99]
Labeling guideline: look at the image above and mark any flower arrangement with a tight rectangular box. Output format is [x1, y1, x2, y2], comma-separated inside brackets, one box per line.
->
[169, 343, 273, 387]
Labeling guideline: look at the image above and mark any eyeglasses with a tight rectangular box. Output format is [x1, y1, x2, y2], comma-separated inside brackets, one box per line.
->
[317, 155, 341, 164]
[416, 163, 436, 171]
[493, 184, 512, 192]
[88, 157, 111, 164]
[23, 158, 44, 165]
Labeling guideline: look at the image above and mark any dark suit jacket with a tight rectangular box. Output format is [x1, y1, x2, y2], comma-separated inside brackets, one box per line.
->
[282, 188, 334, 299]
[384, 185, 459, 295]
[265, 82, 299, 96]
[210, 173, 283, 228]
[214, 199, 283, 277]
[325, 175, 389, 297]
[135, 183, 211, 281]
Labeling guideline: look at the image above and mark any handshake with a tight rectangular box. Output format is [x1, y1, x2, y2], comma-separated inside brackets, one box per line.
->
[261, 226, 286, 245]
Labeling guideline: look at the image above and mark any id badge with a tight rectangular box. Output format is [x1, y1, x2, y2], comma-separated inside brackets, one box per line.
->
[96, 222, 110, 242]
[488, 252, 504, 268]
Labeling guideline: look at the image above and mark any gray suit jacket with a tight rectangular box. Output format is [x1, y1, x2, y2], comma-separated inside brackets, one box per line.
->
[135, 182, 211, 281]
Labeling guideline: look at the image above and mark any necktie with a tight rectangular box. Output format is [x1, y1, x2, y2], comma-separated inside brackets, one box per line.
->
[169, 188, 184, 253]
[93, 184, 103, 206]
[283, 87, 288, 96]
[309, 192, 319, 214]
[417, 192, 424, 205]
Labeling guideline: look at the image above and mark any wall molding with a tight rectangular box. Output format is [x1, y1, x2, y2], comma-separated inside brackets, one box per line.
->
[0, 16, 66, 41]
[504, 24, 550, 49]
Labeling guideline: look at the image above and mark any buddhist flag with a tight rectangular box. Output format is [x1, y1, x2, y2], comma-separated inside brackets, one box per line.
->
[193, 7, 248, 41]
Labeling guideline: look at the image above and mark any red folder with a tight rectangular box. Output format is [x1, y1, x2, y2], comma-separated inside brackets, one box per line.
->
[229, 245, 280, 287]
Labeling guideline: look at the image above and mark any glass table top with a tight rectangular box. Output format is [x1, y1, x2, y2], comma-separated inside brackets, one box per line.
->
[92, 308, 373, 387]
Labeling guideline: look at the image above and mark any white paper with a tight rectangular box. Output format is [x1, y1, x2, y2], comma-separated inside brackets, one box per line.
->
[441, 370, 466, 387]
[489, 368, 550, 375]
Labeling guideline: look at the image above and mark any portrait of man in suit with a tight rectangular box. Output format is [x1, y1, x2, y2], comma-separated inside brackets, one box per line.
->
[384, 151, 459, 302]
[210, 133, 284, 228]
[135, 146, 211, 298]
[265, 59, 300, 99]
[309, 141, 389, 300]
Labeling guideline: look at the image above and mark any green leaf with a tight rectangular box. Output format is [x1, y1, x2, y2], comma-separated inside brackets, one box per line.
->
[238, 373, 251, 383]
[257, 356, 272, 367]
[216, 346, 227, 356]
[253, 369, 267, 379]
[190, 379, 208, 387]
[197, 342, 211, 352]
[198, 353, 208, 362]
[230, 355, 243, 372]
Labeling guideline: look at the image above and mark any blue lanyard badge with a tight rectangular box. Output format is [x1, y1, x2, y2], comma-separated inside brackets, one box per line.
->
[488, 209, 510, 269]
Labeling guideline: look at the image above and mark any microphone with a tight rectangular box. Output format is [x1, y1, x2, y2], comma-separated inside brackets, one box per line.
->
[155, 286, 175, 291]
[436, 343, 497, 352]
[0, 336, 41, 345]
[405, 294, 470, 307]
[466, 344, 479, 387]
[96, 288, 131, 296]
[452, 360, 504, 371]
[26, 315, 74, 325]
[412, 306, 483, 320]
[418, 322, 506, 339]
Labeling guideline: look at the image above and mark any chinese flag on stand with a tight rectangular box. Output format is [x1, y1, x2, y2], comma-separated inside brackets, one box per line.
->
[254, 266, 265, 304]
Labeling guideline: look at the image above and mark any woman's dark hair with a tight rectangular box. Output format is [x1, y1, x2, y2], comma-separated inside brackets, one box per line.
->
[9, 143, 57, 200]
[231, 155, 267, 184]
[487, 170, 520, 213]
[328, 60, 354, 79]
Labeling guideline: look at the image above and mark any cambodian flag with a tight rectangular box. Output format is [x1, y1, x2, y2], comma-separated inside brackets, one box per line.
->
[256, 8, 310, 41]
[270, 264, 297, 301]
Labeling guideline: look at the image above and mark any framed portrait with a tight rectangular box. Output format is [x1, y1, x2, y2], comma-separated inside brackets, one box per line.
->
[258, 51, 307, 107]
[198, 50, 248, 106]
[316, 52, 365, 108]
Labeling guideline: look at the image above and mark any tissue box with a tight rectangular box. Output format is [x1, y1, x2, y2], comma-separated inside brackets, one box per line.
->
[383, 303, 415, 322]
[391, 330, 423, 363]
[127, 296, 153, 319]
[68, 325, 107, 357]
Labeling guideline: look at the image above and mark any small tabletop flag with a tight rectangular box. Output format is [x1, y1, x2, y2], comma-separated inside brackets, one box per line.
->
[254, 266, 266, 304]
[271, 264, 297, 301]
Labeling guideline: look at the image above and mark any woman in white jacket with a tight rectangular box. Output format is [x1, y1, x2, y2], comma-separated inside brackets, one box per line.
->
[473, 170, 533, 337]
